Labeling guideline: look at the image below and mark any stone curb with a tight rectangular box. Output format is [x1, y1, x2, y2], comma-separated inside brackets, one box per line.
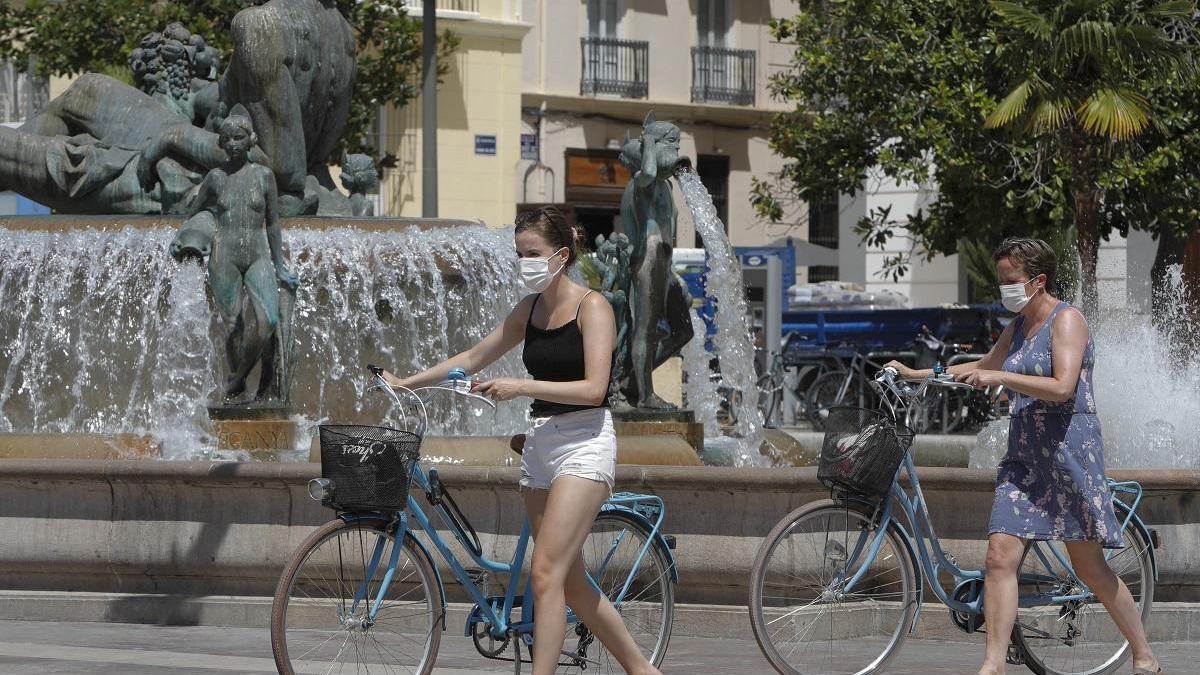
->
[0, 592, 1197, 642]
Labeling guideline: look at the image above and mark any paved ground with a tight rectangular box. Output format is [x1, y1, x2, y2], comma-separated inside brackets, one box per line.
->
[0, 619, 1197, 674]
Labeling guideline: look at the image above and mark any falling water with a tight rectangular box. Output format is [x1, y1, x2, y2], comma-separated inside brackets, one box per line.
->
[0, 225, 527, 456]
[676, 170, 764, 460]
[971, 263, 1200, 468]
[680, 309, 720, 438]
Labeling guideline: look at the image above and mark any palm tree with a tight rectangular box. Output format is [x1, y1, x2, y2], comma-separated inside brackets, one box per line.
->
[984, 0, 1195, 313]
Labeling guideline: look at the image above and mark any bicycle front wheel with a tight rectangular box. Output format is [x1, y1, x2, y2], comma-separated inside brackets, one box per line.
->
[271, 518, 442, 675]
[563, 510, 675, 673]
[1011, 518, 1155, 675]
[749, 499, 919, 675]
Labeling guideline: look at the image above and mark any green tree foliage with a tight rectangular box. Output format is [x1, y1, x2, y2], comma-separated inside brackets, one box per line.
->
[0, 0, 457, 163]
[756, 0, 1194, 312]
[985, 0, 1195, 312]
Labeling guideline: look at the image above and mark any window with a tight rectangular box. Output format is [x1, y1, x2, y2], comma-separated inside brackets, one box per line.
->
[697, 0, 731, 47]
[587, 0, 619, 37]
[0, 60, 48, 125]
[807, 196, 839, 282]
[693, 154, 730, 247]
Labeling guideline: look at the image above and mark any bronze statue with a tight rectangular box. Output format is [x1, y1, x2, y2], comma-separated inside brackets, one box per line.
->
[593, 232, 634, 406]
[0, 0, 358, 217]
[340, 154, 380, 217]
[613, 112, 695, 409]
[219, 0, 357, 215]
[178, 106, 297, 403]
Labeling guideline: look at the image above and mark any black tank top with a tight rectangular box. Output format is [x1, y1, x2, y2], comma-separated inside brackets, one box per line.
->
[522, 292, 607, 417]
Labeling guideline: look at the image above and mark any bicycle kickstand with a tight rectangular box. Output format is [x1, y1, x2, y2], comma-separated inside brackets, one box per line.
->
[511, 630, 523, 675]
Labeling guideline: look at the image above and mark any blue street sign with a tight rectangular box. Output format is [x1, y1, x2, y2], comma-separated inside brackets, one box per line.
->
[474, 134, 497, 156]
[520, 133, 538, 160]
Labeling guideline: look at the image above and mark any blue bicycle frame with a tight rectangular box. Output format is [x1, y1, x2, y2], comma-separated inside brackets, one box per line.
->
[834, 374, 1159, 634]
[336, 459, 678, 643]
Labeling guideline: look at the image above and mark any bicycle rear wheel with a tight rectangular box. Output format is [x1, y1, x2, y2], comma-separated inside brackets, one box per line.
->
[749, 499, 919, 675]
[1011, 519, 1155, 675]
[560, 510, 675, 674]
[271, 518, 442, 675]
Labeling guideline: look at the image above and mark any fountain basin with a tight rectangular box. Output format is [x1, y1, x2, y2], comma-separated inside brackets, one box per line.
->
[1, 459, 1195, 616]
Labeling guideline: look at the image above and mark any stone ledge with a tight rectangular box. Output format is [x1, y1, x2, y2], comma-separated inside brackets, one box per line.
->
[0, 459, 1196, 492]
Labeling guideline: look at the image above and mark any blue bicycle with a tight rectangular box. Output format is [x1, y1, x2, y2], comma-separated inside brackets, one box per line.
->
[270, 368, 677, 674]
[748, 368, 1158, 675]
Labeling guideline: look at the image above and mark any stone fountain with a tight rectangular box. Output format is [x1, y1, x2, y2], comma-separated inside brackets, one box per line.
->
[0, 2, 720, 465]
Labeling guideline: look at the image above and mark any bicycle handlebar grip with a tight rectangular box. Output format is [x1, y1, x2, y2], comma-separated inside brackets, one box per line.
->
[367, 364, 384, 377]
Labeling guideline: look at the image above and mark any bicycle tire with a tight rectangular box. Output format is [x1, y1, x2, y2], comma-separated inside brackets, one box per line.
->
[562, 510, 675, 673]
[271, 517, 442, 675]
[1011, 515, 1155, 675]
[805, 371, 860, 431]
[749, 499, 919, 675]
[758, 372, 783, 426]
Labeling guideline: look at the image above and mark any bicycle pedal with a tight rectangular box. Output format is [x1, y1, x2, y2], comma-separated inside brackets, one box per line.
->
[1006, 643, 1026, 665]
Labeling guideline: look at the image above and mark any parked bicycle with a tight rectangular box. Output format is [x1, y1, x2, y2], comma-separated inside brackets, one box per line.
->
[270, 366, 678, 674]
[804, 349, 911, 431]
[911, 326, 1006, 433]
[748, 367, 1158, 675]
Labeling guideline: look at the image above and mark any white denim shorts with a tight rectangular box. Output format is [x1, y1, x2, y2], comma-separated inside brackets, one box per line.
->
[520, 407, 616, 492]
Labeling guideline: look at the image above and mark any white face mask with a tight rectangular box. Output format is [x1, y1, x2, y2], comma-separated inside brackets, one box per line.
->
[519, 247, 567, 292]
[999, 278, 1039, 313]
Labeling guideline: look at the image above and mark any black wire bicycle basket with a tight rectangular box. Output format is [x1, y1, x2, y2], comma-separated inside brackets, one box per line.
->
[817, 407, 915, 499]
[317, 424, 421, 512]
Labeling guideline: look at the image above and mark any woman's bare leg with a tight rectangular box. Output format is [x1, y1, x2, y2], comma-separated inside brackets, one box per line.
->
[523, 477, 661, 675]
[1065, 541, 1158, 672]
[979, 533, 1025, 675]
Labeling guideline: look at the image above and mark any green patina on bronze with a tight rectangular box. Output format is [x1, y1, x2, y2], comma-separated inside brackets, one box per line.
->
[174, 106, 298, 405]
[0, 0, 363, 218]
[595, 112, 695, 410]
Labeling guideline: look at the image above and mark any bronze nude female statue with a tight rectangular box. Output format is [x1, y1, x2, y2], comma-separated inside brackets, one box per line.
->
[183, 106, 298, 402]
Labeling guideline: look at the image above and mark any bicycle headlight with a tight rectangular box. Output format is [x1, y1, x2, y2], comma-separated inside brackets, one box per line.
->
[307, 478, 334, 503]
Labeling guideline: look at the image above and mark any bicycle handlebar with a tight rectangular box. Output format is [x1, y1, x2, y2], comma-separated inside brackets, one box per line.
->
[365, 364, 497, 437]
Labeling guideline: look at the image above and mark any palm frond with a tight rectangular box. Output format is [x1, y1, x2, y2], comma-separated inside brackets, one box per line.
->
[985, 79, 1035, 129]
[1076, 87, 1152, 139]
[1144, 0, 1197, 18]
[1030, 96, 1074, 133]
[1058, 20, 1117, 59]
[991, 1, 1053, 41]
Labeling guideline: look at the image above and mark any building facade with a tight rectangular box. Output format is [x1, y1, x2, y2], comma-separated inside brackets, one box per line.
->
[373, 1, 530, 227]
[515, 0, 799, 249]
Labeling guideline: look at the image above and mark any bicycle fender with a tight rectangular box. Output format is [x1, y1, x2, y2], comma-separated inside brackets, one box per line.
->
[336, 512, 448, 630]
[1114, 500, 1160, 581]
[603, 506, 680, 584]
[838, 496, 925, 636]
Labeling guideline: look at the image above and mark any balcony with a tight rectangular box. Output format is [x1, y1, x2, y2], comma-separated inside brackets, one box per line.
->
[580, 37, 649, 99]
[691, 46, 756, 106]
[401, 0, 480, 18]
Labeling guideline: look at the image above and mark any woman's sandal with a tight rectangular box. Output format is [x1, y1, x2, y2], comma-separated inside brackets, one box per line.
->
[1132, 667, 1162, 674]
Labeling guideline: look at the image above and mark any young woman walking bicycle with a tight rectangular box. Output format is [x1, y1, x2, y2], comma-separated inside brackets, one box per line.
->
[383, 206, 664, 675]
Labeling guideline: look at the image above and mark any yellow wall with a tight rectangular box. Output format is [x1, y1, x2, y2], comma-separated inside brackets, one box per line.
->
[378, 18, 528, 227]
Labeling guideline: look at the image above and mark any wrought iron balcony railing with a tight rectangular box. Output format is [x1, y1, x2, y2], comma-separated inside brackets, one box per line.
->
[580, 36, 649, 99]
[691, 46, 756, 106]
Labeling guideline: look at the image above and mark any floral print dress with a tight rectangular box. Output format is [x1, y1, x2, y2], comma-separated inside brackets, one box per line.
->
[988, 302, 1123, 547]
